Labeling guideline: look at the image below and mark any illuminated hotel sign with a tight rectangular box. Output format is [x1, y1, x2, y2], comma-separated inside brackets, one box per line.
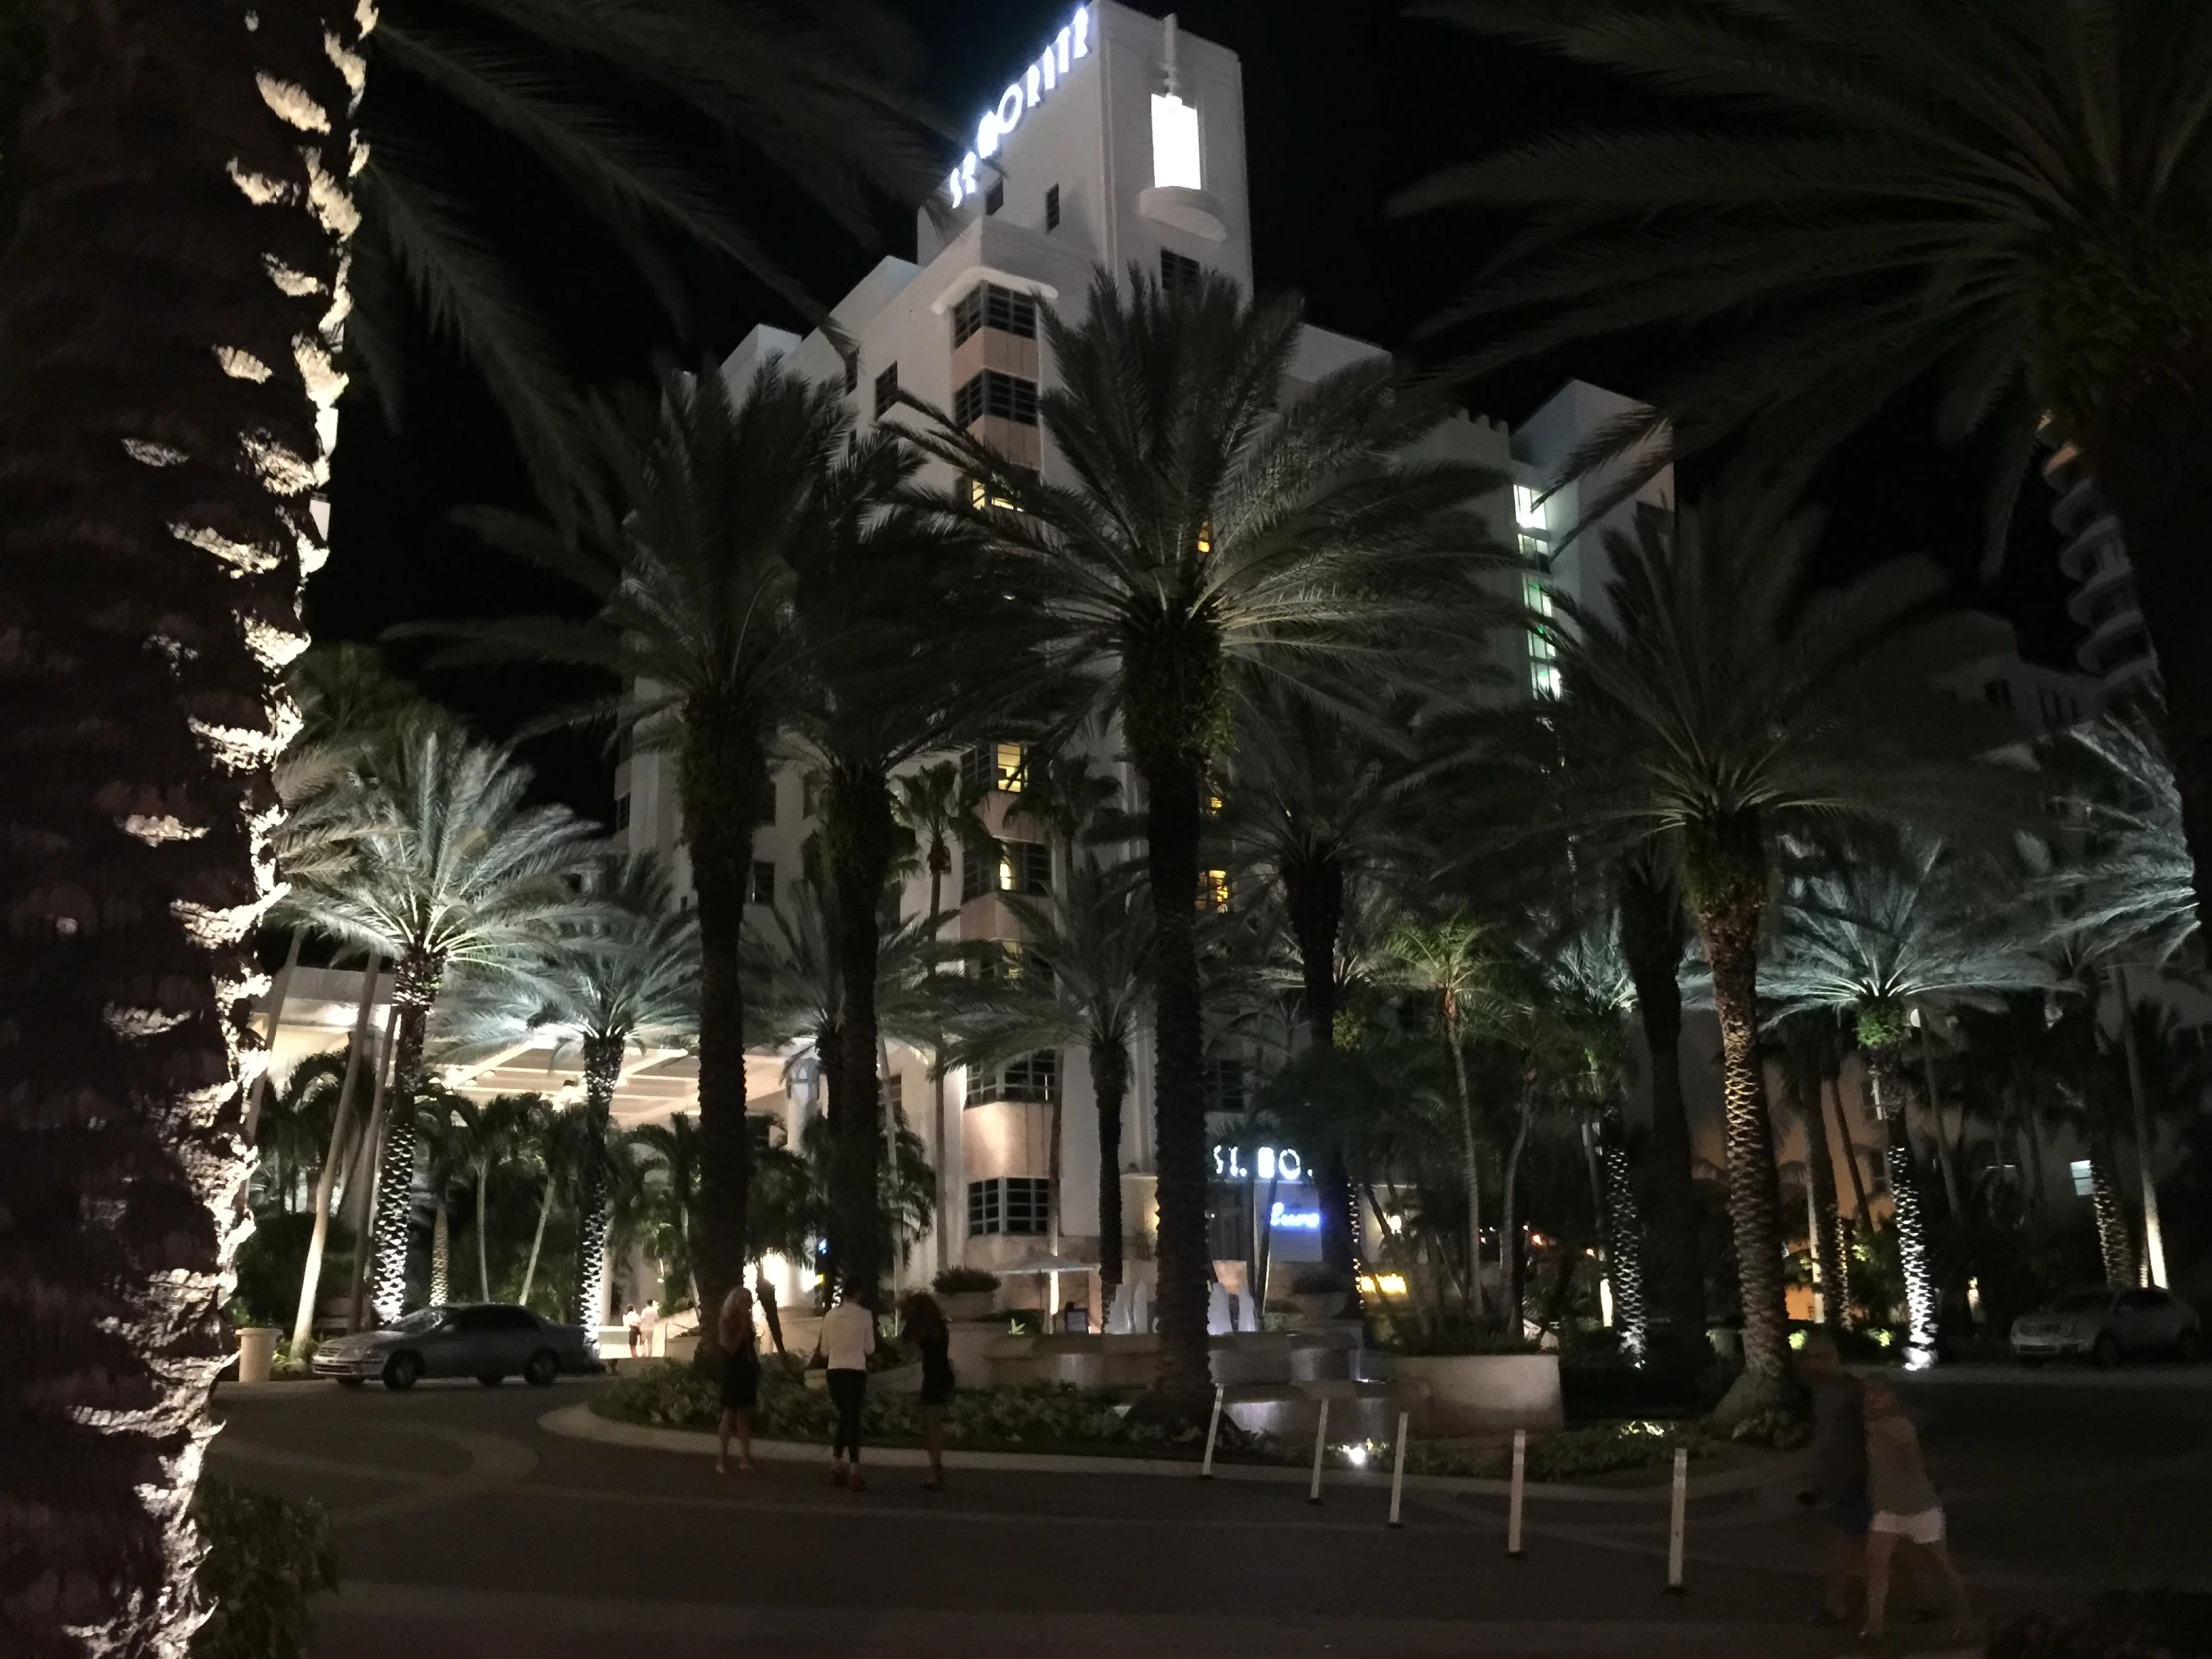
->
[945, 5, 1093, 208]
[1210, 1144, 1304, 1182]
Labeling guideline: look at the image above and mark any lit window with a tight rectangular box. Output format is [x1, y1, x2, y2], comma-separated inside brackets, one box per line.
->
[1513, 485, 1544, 530]
[1200, 869, 1231, 912]
[1526, 578, 1561, 700]
[960, 740, 1026, 795]
[1151, 92, 1202, 190]
[1195, 521, 1213, 555]
[2070, 1159, 2094, 1198]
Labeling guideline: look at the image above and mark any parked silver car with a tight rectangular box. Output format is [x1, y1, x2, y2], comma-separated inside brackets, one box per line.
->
[2009, 1286, 2201, 1367]
[311, 1304, 600, 1391]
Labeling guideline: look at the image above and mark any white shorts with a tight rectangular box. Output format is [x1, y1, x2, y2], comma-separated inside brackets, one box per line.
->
[1871, 1508, 1945, 1545]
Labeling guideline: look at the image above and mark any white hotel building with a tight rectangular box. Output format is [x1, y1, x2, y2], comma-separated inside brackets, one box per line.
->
[605, 2, 1671, 1319]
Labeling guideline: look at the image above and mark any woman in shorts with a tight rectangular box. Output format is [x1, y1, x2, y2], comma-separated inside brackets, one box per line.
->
[900, 1291, 954, 1491]
[716, 1285, 760, 1475]
[1860, 1377, 1972, 1642]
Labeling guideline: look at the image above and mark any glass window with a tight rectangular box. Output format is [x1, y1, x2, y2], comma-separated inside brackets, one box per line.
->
[953, 370, 1039, 428]
[967, 1177, 1051, 1236]
[960, 740, 1025, 797]
[873, 363, 899, 418]
[2069, 1158, 2094, 1198]
[966, 1050, 1057, 1106]
[749, 861, 775, 906]
[984, 179, 1004, 216]
[1199, 868, 1231, 912]
[1202, 1058, 1246, 1114]
[614, 794, 631, 830]
[1045, 183, 1061, 230]
[1000, 839, 1050, 896]
[952, 283, 1038, 346]
[1160, 247, 1203, 295]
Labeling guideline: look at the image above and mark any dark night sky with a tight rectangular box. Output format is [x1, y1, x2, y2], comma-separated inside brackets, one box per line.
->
[322, 0, 2077, 818]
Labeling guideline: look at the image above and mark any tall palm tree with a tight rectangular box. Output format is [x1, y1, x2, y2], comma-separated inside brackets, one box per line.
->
[1215, 678, 1425, 1297]
[413, 1088, 474, 1308]
[1764, 830, 2050, 1366]
[938, 857, 1156, 1312]
[630, 1114, 705, 1309]
[1774, 1012, 1851, 1330]
[284, 727, 598, 1322]
[0, 13, 365, 1640]
[912, 267, 1501, 1397]
[892, 761, 996, 1271]
[1406, 1, 2212, 929]
[1452, 490, 2033, 1410]
[439, 852, 698, 1326]
[430, 362, 854, 1358]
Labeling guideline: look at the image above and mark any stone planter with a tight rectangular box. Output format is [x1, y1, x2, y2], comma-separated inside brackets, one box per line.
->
[1291, 1292, 1348, 1322]
[1391, 1354, 1563, 1435]
[236, 1327, 278, 1384]
[937, 1291, 996, 1323]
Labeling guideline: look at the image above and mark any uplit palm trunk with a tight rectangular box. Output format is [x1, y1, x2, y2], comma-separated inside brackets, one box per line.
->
[1442, 993, 1487, 1322]
[345, 1028, 398, 1330]
[2112, 972, 2168, 1286]
[430, 1203, 451, 1307]
[571, 1037, 622, 1329]
[2087, 1126, 2136, 1291]
[1284, 855, 1361, 1299]
[1688, 827, 1791, 1415]
[0, 4, 366, 1648]
[1093, 1038, 1129, 1311]
[1618, 864, 1704, 1346]
[292, 969, 382, 1354]
[1499, 1069, 1539, 1332]
[830, 769, 896, 1302]
[1139, 750, 1213, 1398]
[519, 1178, 554, 1308]
[926, 839, 952, 1275]
[1783, 1043, 1847, 1330]
[683, 721, 764, 1365]
[1864, 1043, 1938, 1366]
[369, 952, 441, 1325]
[1594, 1106, 1648, 1363]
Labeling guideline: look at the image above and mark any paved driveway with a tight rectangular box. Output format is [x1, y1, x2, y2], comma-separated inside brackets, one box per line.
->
[202, 1366, 2212, 1658]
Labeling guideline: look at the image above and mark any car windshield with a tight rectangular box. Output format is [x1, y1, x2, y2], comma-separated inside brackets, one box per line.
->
[2052, 1290, 2110, 1312]
[388, 1308, 449, 1334]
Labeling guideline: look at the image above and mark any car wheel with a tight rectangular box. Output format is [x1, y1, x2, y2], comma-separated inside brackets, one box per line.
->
[382, 1352, 422, 1392]
[523, 1350, 560, 1387]
[2093, 1332, 2123, 1369]
[477, 1374, 506, 1387]
[336, 1377, 366, 1390]
[2177, 1328, 2201, 1365]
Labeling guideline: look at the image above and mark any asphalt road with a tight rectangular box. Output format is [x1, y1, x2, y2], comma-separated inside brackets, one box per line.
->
[204, 1363, 2212, 1659]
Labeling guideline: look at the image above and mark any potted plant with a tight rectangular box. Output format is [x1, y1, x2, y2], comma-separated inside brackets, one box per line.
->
[1289, 1269, 1354, 1323]
[932, 1267, 1001, 1322]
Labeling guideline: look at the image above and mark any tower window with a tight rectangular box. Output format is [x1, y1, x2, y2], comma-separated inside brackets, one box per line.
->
[873, 363, 900, 418]
[952, 283, 1039, 346]
[966, 1053, 1057, 1108]
[953, 370, 1039, 429]
[966, 1176, 1051, 1235]
[1045, 184, 1061, 230]
[614, 794, 631, 830]
[961, 740, 1027, 798]
[984, 179, 1005, 216]
[842, 356, 858, 395]
[1161, 248, 1203, 295]
[748, 861, 776, 905]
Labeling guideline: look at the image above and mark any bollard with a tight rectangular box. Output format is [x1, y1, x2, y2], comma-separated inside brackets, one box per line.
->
[1664, 1446, 1688, 1595]
[1387, 1410, 1409, 1529]
[1307, 1398, 1330, 1505]
[1507, 1428, 1526, 1558]
[1200, 1384, 1225, 1479]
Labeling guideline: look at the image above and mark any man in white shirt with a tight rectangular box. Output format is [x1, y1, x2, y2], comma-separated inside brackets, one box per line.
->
[819, 1282, 876, 1490]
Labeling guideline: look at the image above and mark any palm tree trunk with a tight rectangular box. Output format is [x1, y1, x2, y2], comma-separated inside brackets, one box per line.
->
[1618, 862, 1704, 1347]
[1866, 1045, 1938, 1365]
[245, 929, 306, 1141]
[1093, 1038, 1129, 1312]
[1285, 859, 1360, 1297]
[1827, 1069, 1873, 1229]
[684, 728, 764, 1367]
[1595, 1106, 1649, 1363]
[430, 1202, 451, 1308]
[291, 965, 382, 1354]
[368, 953, 439, 1326]
[830, 771, 896, 1304]
[345, 1012, 400, 1331]
[2111, 970, 2168, 1286]
[1785, 1047, 1847, 1330]
[1500, 1070, 1539, 1332]
[2020, 1106, 2047, 1214]
[1139, 750, 1213, 1400]
[1443, 1002, 1488, 1322]
[1919, 1029, 1966, 1224]
[519, 1176, 555, 1309]
[474, 1163, 494, 1304]
[572, 1037, 622, 1329]
[927, 850, 951, 1276]
[1689, 850, 1791, 1416]
[0, 6, 368, 1640]
[2088, 1125, 2136, 1291]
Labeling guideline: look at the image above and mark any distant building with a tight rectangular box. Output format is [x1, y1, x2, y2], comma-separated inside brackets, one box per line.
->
[2044, 439, 2159, 708]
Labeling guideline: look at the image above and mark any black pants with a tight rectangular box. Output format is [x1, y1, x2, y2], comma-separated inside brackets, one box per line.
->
[828, 1369, 867, 1460]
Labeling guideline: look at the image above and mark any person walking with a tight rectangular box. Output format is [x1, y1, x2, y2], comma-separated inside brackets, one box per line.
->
[623, 1304, 641, 1359]
[1795, 1331, 1869, 1626]
[1860, 1377, 1973, 1644]
[715, 1285, 760, 1476]
[636, 1300, 659, 1359]
[900, 1291, 954, 1492]
[819, 1279, 875, 1491]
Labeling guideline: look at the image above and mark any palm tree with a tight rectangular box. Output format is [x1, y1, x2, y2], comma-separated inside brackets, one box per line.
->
[938, 857, 1156, 1312]
[631, 1115, 705, 1310]
[439, 852, 698, 1326]
[429, 362, 855, 1357]
[1215, 678, 1424, 1298]
[284, 727, 598, 1322]
[1764, 830, 2050, 1366]
[1451, 490, 2033, 1410]
[1406, 1, 2212, 928]
[413, 1088, 474, 1308]
[892, 761, 997, 1271]
[1774, 1012, 1852, 1330]
[911, 266, 1502, 1397]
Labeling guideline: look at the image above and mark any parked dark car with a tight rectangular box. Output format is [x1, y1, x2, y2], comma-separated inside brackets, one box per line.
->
[311, 1304, 601, 1391]
[2010, 1286, 2201, 1367]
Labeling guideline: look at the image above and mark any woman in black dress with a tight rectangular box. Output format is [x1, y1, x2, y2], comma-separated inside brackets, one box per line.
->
[716, 1285, 759, 1475]
[899, 1292, 954, 1491]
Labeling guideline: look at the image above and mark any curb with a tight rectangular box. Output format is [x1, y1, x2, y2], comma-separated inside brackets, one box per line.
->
[538, 1403, 1810, 1506]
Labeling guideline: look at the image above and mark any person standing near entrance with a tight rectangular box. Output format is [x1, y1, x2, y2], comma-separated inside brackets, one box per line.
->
[820, 1280, 875, 1491]
[716, 1285, 760, 1476]
[899, 1291, 954, 1491]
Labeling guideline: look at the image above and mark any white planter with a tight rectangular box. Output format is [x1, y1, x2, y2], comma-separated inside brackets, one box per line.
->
[938, 1291, 996, 1323]
[236, 1327, 279, 1384]
[1391, 1354, 1564, 1435]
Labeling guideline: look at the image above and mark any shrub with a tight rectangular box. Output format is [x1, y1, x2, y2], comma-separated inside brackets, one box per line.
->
[597, 1362, 721, 1429]
[1523, 1421, 1712, 1483]
[1727, 1406, 1813, 1450]
[933, 1267, 1000, 1294]
[191, 1480, 337, 1659]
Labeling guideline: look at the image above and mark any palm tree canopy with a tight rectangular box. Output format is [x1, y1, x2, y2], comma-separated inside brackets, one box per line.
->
[1401, 0, 2212, 540]
[354, 0, 939, 511]
[281, 724, 602, 979]
[1443, 489, 2038, 889]
[2037, 712, 2199, 967]
[741, 864, 944, 1055]
[905, 267, 1509, 765]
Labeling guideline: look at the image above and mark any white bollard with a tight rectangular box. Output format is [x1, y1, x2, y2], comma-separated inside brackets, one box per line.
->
[1387, 1410, 1409, 1529]
[1508, 1428, 1526, 1558]
[1665, 1446, 1688, 1594]
[1307, 1397, 1330, 1505]
[1200, 1384, 1225, 1479]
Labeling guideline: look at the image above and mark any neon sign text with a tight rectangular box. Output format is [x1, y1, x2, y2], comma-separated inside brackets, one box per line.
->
[946, 5, 1093, 208]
